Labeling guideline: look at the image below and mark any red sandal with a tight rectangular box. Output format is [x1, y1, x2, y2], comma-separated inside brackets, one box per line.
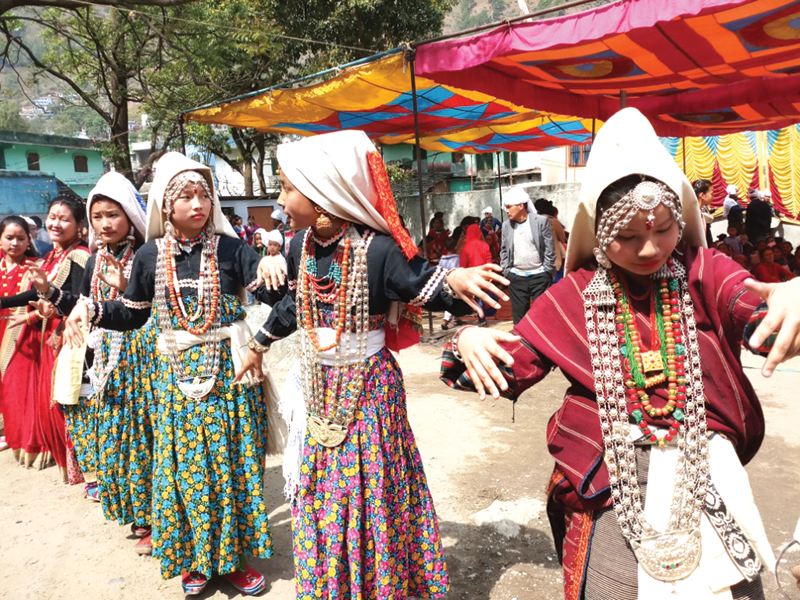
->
[181, 572, 208, 596]
[222, 564, 265, 595]
[134, 532, 152, 556]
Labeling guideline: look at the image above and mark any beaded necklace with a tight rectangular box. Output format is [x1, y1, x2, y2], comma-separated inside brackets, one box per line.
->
[611, 266, 686, 446]
[89, 241, 135, 396]
[297, 224, 373, 447]
[154, 229, 221, 400]
[584, 256, 709, 582]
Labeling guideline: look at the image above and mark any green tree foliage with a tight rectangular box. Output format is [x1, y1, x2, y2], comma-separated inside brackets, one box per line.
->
[0, 98, 28, 131]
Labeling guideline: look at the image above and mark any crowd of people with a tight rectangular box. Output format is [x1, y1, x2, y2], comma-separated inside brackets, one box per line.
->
[2, 109, 800, 600]
[426, 188, 568, 327]
[693, 180, 798, 284]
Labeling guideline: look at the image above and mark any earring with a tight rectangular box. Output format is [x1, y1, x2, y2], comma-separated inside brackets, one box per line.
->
[593, 247, 612, 269]
[314, 205, 333, 229]
[126, 225, 135, 243]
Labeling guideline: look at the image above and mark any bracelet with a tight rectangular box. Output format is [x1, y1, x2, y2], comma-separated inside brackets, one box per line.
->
[247, 336, 270, 354]
[37, 283, 55, 301]
[451, 325, 475, 362]
[25, 311, 36, 325]
[442, 268, 457, 298]
[84, 300, 97, 324]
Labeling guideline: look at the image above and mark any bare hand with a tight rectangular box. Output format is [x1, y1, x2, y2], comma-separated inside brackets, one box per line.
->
[792, 563, 800, 590]
[744, 278, 800, 377]
[26, 266, 50, 295]
[233, 348, 264, 384]
[446, 265, 509, 318]
[97, 253, 128, 292]
[63, 303, 90, 349]
[5, 311, 28, 329]
[46, 332, 62, 351]
[456, 326, 521, 400]
[256, 255, 287, 291]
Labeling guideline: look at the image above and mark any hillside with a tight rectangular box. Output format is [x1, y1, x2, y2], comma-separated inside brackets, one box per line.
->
[443, 0, 615, 36]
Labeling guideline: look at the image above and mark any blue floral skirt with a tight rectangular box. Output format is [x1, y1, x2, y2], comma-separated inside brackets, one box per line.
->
[151, 338, 273, 580]
[95, 323, 157, 528]
[63, 396, 97, 479]
[293, 347, 448, 600]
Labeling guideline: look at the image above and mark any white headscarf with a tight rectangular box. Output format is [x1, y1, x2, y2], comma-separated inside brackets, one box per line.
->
[271, 209, 286, 223]
[266, 229, 284, 245]
[502, 186, 536, 215]
[564, 108, 706, 275]
[86, 171, 147, 246]
[277, 130, 392, 236]
[145, 152, 237, 241]
[252, 227, 269, 245]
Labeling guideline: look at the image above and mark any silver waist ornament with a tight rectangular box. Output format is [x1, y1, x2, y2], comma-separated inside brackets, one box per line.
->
[583, 258, 709, 582]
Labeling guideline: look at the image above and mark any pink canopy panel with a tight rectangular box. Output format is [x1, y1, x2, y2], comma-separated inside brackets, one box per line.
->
[415, 0, 800, 137]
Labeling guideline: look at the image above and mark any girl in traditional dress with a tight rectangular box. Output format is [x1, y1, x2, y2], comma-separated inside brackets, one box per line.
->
[0, 216, 41, 456]
[1, 196, 90, 480]
[235, 129, 507, 600]
[442, 108, 800, 599]
[64, 152, 276, 596]
[28, 172, 157, 552]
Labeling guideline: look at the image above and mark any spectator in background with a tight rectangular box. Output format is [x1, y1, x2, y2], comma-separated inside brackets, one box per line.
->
[452, 216, 477, 255]
[534, 198, 567, 281]
[500, 186, 555, 324]
[723, 184, 744, 233]
[732, 254, 750, 270]
[244, 214, 260, 246]
[425, 215, 450, 265]
[460, 223, 496, 326]
[480, 207, 501, 233]
[439, 236, 461, 330]
[252, 228, 268, 257]
[753, 246, 795, 283]
[745, 187, 772, 243]
[794, 246, 800, 274]
[779, 240, 798, 272]
[693, 179, 714, 246]
[231, 214, 246, 240]
[428, 210, 444, 231]
[24, 216, 51, 256]
[722, 225, 744, 256]
[271, 208, 286, 232]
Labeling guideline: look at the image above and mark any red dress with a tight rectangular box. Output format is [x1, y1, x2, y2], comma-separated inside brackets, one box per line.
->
[0, 254, 40, 455]
[4, 244, 89, 471]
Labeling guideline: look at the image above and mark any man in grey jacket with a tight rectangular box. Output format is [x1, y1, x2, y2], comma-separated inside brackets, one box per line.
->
[499, 187, 556, 324]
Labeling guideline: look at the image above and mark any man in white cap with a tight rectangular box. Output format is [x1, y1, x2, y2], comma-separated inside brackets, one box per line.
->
[723, 184, 744, 232]
[480, 206, 501, 233]
[499, 186, 556, 323]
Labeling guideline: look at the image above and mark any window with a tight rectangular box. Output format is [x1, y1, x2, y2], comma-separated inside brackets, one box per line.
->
[475, 153, 494, 172]
[569, 144, 592, 167]
[0, 148, 5, 170]
[413, 146, 428, 161]
[74, 155, 88, 172]
[450, 152, 465, 163]
[27, 152, 40, 171]
[503, 151, 518, 169]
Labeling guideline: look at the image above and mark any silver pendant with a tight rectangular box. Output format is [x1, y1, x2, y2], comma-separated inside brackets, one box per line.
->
[631, 528, 702, 582]
[178, 376, 216, 400]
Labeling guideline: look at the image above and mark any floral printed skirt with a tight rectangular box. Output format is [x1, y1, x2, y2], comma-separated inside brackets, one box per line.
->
[293, 347, 449, 600]
[63, 397, 97, 479]
[151, 338, 273, 580]
[96, 323, 157, 528]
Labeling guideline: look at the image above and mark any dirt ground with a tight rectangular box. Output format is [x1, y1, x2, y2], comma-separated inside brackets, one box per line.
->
[1, 326, 800, 600]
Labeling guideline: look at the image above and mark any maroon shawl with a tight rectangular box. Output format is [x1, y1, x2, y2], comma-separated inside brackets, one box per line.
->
[505, 244, 764, 511]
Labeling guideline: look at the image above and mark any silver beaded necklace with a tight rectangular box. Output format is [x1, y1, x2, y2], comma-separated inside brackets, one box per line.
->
[583, 257, 709, 582]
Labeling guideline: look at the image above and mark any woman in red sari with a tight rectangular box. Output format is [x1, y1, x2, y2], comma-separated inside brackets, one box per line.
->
[1, 196, 89, 480]
[441, 108, 800, 599]
[0, 216, 42, 458]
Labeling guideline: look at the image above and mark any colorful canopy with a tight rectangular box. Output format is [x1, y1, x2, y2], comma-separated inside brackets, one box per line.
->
[186, 52, 596, 153]
[416, 0, 800, 138]
[662, 125, 800, 223]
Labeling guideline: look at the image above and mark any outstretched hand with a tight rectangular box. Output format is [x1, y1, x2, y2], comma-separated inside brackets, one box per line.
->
[97, 253, 128, 292]
[233, 348, 264, 384]
[256, 255, 287, 291]
[63, 302, 91, 349]
[26, 266, 50, 295]
[456, 326, 521, 401]
[744, 277, 800, 377]
[446, 265, 509, 318]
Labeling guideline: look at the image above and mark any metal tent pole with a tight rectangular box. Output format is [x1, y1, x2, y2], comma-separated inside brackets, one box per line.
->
[497, 152, 504, 216]
[409, 54, 434, 335]
[179, 114, 187, 155]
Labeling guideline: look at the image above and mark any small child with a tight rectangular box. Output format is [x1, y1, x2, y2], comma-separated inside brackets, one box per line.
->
[439, 236, 460, 330]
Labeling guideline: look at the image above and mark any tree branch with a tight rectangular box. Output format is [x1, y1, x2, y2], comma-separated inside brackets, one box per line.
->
[1, 0, 199, 17]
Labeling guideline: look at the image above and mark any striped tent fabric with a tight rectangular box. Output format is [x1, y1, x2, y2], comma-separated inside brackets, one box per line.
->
[416, 0, 800, 138]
